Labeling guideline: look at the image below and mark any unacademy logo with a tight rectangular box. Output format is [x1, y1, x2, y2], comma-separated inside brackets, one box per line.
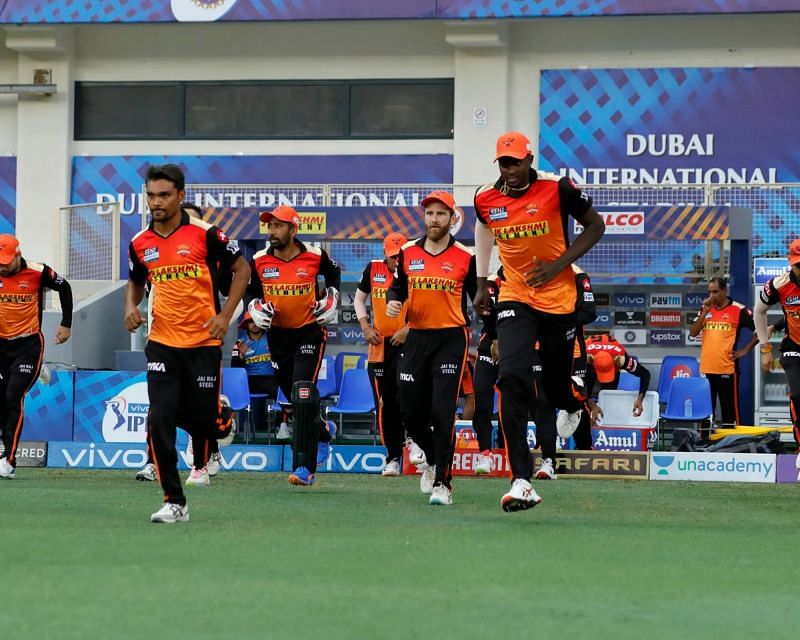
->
[652, 455, 675, 476]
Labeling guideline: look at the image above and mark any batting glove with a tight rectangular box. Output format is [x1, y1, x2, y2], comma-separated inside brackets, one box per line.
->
[313, 287, 339, 326]
[247, 298, 275, 330]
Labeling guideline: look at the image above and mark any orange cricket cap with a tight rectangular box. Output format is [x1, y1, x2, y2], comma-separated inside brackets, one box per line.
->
[0, 234, 20, 264]
[421, 190, 456, 211]
[495, 131, 533, 161]
[593, 351, 617, 384]
[383, 232, 407, 258]
[789, 239, 800, 265]
[259, 205, 301, 229]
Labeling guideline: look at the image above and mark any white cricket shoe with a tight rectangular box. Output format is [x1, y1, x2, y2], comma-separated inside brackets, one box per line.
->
[535, 457, 557, 480]
[474, 450, 493, 475]
[382, 459, 401, 477]
[556, 409, 583, 439]
[150, 502, 190, 524]
[429, 483, 452, 506]
[185, 466, 210, 487]
[501, 478, 542, 512]
[207, 452, 222, 477]
[405, 438, 427, 466]
[0, 457, 15, 479]
[276, 422, 292, 440]
[419, 464, 436, 495]
[136, 463, 157, 482]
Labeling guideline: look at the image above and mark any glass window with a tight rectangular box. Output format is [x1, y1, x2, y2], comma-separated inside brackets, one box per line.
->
[350, 81, 454, 137]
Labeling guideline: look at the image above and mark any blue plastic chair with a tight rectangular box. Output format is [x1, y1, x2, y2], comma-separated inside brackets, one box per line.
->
[617, 371, 641, 391]
[326, 368, 376, 433]
[317, 355, 337, 399]
[333, 351, 368, 393]
[222, 367, 251, 442]
[657, 356, 700, 402]
[661, 376, 712, 421]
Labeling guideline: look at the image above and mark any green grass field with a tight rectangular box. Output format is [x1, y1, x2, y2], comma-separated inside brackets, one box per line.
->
[3, 469, 798, 639]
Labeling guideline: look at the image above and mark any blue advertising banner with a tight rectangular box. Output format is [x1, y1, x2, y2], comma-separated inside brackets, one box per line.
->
[73, 371, 190, 444]
[283, 445, 388, 474]
[70, 154, 453, 276]
[1, 0, 793, 23]
[753, 258, 790, 285]
[23, 370, 73, 441]
[0, 157, 15, 234]
[48, 442, 282, 472]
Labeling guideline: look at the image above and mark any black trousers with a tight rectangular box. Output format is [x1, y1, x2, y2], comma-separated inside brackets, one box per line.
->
[368, 340, 404, 463]
[246, 374, 279, 435]
[473, 333, 500, 451]
[398, 327, 469, 486]
[0, 334, 43, 466]
[268, 323, 329, 472]
[496, 302, 577, 481]
[145, 341, 229, 506]
[705, 372, 738, 425]
[780, 340, 800, 446]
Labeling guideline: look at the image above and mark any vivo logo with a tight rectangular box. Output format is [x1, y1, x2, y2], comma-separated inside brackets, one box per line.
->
[614, 294, 645, 307]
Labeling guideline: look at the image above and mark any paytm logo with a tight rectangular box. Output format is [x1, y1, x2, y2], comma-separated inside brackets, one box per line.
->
[649, 293, 682, 308]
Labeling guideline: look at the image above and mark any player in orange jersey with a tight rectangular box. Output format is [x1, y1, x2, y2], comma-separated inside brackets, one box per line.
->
[0, 234, 72, 479]
[755, 239, 800, 469]
[689, 277, 755, 425]
[355, 232, 409, 477]
[473, 131, 604, 512]
[387, 191, 477, 506]
[125, 164, 250, 523]
[246, 205, 341, 487]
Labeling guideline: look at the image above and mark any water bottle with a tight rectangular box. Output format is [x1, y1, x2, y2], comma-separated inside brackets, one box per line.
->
[684, 397, 693, 418]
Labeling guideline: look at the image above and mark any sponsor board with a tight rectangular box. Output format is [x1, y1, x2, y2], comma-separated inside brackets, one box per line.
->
[754, 258, 790, 285]
[649, 310, 682, 327]
[649, 452, 776, 482]
[649, 293, 682, 308]
[683, 293, 707, 308]
[594, 292, 610, 307]
[685, 332, 702, 346]
[48, 442, 283, 472]
[289, 445, 387, 474]
[614, 310, 645, 326]
[617, 329, 647, 345]
[775, 454, 800, 484]
[0, 440, 48, 467]
[591, 428, 654, 451]
[23, 370, 74, 441]
[613, 293, 646, 308]
[592, 310, 613, 328]
[574, 211, 644, 235]
[649, 329, 684, 345]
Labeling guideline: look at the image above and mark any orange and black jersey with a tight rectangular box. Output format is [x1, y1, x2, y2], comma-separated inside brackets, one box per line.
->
[574, 270, 597, 326]
[695, 297, 754, 374]
[387, 237, 477, 330]
[129, 211, 242, 349]
[585, 334, 650, 395]
[248, 241, 341, 330]
[761, 272, 800, 345]
[474, 169, 593, 314]
[358, 259, 407, 337]
[0, 259, 72, 339]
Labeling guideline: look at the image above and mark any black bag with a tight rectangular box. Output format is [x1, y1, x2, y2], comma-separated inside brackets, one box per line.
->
[704, 431, 785, 455]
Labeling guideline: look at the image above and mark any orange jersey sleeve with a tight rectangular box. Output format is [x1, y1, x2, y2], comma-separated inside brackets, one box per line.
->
[129, 215, 239, 348]
[388, 238, 477, 330]
[698, 299, 754, 374]
[761, 273, 800, 344]
[474, 171, 592, 314]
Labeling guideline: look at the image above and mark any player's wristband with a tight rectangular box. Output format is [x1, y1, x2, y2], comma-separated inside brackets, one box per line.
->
[760, 343, 773, 353]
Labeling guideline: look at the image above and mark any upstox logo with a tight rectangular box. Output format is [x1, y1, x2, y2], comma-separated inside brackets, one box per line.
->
[649, 452, 776, 482]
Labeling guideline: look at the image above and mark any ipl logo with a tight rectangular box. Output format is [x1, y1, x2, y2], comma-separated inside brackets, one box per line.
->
[171, 0, 238, 21]
[101, 382, 150, 443]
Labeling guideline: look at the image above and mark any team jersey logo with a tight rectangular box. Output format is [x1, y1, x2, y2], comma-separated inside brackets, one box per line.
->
[17, 280, 29, 289]
[526, 206, 539, 216]
[144, 247, 159, 263]
[373, 273, 387, 284]
[489, 207, 508, 221]
[176, 243, 192, 257]
[785, 295, 800, 305]
[408, 259, 425, 272]
[295, 267, 309, 278]
[440, 261, 454, 273]
[261, 267, 280, 280]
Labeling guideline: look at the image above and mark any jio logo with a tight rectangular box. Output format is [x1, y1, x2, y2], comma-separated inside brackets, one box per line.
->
[671, 365, 692, 379]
